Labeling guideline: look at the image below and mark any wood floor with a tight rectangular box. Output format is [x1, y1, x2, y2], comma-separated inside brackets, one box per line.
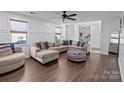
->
[0, 53, 121, 82]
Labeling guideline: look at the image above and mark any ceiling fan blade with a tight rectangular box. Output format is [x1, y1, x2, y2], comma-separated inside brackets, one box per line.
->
[67, 17, 76, 20]
[67, 14, 77, 17]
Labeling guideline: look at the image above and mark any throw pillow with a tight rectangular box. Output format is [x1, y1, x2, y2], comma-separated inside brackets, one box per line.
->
[44, 41, 49, 49]
[35, 42, 42, 50]
[63, 40, 68, 45]
[69, 40, 72, 45]
[10, 43, 15, 53]
[81, 42, 85, 47]
[41, 42, 45, 50]
[77, 41, 80, 46]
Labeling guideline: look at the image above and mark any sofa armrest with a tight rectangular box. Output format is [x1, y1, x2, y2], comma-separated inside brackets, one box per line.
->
[30, 46, 40, 58]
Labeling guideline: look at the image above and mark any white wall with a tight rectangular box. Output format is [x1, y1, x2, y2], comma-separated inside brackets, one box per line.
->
[0, 12, 58, 57]
[119, 31, 124, 81]
[65, 25, 74, 40]
[101, 18, 120, 55]
[118, 12, 124, 81]
[90, 21, 101, 48]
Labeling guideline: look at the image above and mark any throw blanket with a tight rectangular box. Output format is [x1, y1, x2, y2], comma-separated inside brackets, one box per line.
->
[0, 43, 15, 58]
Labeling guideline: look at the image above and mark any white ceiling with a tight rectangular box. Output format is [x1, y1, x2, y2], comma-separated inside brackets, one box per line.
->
[11, 11, 121, 23]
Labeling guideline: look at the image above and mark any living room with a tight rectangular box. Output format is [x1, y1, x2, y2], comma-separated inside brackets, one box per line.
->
[0, 11, 124, 82]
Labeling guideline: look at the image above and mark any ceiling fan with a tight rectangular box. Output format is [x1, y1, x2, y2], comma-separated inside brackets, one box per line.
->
[62, 11, 77, 22]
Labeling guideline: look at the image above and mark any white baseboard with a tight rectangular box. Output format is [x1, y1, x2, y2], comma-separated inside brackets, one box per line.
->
[25, 55, 30, 58]
[118, 57, 124, 82]
[101, 52, 108, 55]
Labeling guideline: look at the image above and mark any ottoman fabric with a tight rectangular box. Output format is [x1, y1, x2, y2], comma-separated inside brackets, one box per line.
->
[67, 49, 86, 62]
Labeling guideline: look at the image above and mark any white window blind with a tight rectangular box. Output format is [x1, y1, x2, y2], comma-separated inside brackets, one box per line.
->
[10, 19, 28, 44]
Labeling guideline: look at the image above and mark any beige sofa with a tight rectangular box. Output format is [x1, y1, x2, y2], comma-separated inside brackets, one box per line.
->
[49, 45, 68, 53]
[30, 46, 59, 64]
[30, 40, 90, 64]
[0, 47, 25, 74]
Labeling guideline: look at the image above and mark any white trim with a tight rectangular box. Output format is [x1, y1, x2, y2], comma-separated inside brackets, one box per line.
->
[118, 57, 124, 82]
[101, 52, 108, 55]
[25, 55, 30, 58]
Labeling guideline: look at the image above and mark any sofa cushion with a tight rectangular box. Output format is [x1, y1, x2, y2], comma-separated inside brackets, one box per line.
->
[54, 41, 60, 47]
[59, 45, 68, 52]
[49, 47, 60, 51]
[72, 41, 77, 45]
[36, 50, 59, 59]
[59, 45, 68, 48]
[48, 42, 54, 47]
[59, 40, 63, 45]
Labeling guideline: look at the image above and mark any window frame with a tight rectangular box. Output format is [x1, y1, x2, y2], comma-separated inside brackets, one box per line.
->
[55, 27, 62, 41]
[10, 19, 28, 45]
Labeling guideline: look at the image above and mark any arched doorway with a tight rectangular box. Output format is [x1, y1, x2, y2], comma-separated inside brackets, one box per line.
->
[109, 31, 120, 55]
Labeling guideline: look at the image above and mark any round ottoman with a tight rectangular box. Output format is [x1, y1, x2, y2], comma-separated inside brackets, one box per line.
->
[67, 49, 86, 62]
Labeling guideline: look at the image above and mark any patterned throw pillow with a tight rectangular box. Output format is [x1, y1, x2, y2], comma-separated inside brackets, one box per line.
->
[40, 42, 46, 50]
[35, 42, 42, 50]
[81, 42, 85, 47]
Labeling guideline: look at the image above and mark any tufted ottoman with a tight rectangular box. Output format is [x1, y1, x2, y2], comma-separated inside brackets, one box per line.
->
[67, 49, 86, 62]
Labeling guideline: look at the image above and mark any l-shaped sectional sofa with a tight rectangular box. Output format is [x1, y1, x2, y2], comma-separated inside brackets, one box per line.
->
[30, 40, 90, 64]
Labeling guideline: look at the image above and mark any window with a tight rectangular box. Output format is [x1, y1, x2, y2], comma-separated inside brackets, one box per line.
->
[55, 27, 61, 41]
[10, 19, 28, 44]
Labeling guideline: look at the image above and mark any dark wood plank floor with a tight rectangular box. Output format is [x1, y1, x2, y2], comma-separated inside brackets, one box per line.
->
[0, 53, 121, 82]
